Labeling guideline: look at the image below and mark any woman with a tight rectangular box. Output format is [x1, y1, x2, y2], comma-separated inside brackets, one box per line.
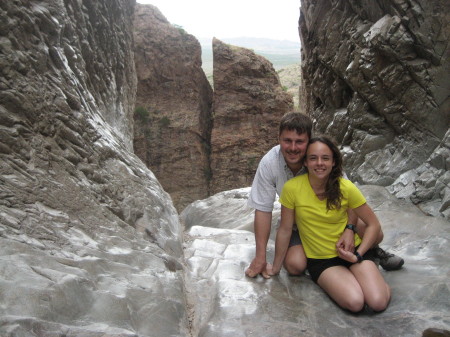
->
[268, 136, 391, 312]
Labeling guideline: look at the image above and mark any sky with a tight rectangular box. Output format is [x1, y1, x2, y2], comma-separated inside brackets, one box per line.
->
[136, 0, 301, 42]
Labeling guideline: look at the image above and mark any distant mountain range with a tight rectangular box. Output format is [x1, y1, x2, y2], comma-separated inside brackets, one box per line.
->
[199, 37, 301, 108]
[199, 37, 301, 53]
[199, 37, 301, 75]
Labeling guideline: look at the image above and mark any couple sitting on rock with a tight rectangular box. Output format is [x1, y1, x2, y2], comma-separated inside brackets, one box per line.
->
[245, 112, 403, 313]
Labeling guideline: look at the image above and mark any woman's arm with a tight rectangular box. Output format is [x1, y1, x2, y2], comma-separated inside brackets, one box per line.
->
[337, 203, 381, 263]
[269, 205, 295, 275]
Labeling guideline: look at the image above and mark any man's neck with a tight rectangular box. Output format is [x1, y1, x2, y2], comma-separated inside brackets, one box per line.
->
[287, 163, 303, 176]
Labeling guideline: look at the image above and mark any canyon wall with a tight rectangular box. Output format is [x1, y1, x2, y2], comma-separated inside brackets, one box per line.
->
[210, 38, 293, 194]
[299, 0, 450, 218]
[133, 10, 294, 207]
[133, 4, 213, 212]
[0, 1, 188, 335]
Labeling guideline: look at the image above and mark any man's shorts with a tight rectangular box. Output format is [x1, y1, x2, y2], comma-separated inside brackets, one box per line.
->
[288, 227, 302, 247]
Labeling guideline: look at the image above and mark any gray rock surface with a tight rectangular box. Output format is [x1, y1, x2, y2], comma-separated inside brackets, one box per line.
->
[299, 0, 450, 219]
[181, 186, 450, 337]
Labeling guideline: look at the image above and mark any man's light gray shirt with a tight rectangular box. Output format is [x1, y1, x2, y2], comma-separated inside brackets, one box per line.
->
[248, 145, 306, 212]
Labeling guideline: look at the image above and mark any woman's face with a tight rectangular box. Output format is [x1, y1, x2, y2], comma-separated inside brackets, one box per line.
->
[304, 141, 335, 180]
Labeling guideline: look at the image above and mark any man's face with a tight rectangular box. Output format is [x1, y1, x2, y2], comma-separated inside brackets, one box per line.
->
[279, 129, 309, 167]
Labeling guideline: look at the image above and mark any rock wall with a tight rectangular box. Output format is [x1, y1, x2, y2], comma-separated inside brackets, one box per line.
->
[133, 4, 213, 212]
[0, 1, 188, 335]
[210, 38, 293, 194]
[299, 0, 450, 218]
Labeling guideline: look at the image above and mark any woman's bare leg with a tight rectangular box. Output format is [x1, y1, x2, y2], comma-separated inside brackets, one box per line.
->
[317, 266, 365, 312]
[318, 261, 390, 312]
[284, 245, 307, 275]
[350, 260, 391, 311]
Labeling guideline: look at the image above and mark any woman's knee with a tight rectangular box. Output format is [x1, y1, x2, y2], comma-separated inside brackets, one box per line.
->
[284, 260, 306, 275]
[343, 293, 365, 313]
[284, 251, 307, 275]
[366, 291, 390, 312]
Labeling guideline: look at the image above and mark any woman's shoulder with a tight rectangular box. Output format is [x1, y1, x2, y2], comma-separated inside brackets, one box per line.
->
[339, 176, 356, 186]
[284, 173, 308, 191]
[288, 173, 308, 184]
[339, 177, 363, 195]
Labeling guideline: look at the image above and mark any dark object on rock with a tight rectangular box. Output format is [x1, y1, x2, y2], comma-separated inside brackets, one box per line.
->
[423, 328, 450, 337]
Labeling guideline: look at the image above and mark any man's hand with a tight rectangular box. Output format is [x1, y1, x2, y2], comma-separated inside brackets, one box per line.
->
[245, 258, 270, 279]
[337, 247, 358, 263]
[336, 228, 355, 252]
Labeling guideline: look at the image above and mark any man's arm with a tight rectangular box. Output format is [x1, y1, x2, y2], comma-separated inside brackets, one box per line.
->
[337, 203, 381, 262]
[336, 208, 385, 251]
[336, 208, 358, 252]
[246, 148, 280, 278]
[245, 210, 272, 278]
[269, 206, 295, 275]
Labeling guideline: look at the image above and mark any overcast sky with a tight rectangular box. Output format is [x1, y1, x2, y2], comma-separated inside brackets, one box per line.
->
[136, 0, 301, 42]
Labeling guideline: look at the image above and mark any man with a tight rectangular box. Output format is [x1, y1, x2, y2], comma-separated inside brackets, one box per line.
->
[245, 112, 404, 278]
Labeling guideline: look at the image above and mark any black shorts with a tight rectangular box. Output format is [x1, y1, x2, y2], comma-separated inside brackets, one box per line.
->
[307, 256, 354, 283]
[288, 228, 302, 247]
[307, 247, 377, 283]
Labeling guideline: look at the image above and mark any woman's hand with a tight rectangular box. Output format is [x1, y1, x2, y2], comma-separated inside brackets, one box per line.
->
[265, 263, 280, 277]
[337, 247, 358, 263]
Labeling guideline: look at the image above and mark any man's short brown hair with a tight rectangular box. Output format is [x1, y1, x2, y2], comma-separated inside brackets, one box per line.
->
[279, 112, 313, 139]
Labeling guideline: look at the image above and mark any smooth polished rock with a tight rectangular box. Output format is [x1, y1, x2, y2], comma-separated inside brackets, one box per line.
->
[182, 186, 450, 337]
[181, 187, 280, 234]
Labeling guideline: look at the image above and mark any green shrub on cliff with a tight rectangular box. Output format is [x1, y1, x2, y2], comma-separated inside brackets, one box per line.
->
[135, 106, 150, 122]
[158, 116, 170, 128]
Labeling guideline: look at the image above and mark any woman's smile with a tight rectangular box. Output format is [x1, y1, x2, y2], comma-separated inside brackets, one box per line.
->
[304, 142, 335, 180]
